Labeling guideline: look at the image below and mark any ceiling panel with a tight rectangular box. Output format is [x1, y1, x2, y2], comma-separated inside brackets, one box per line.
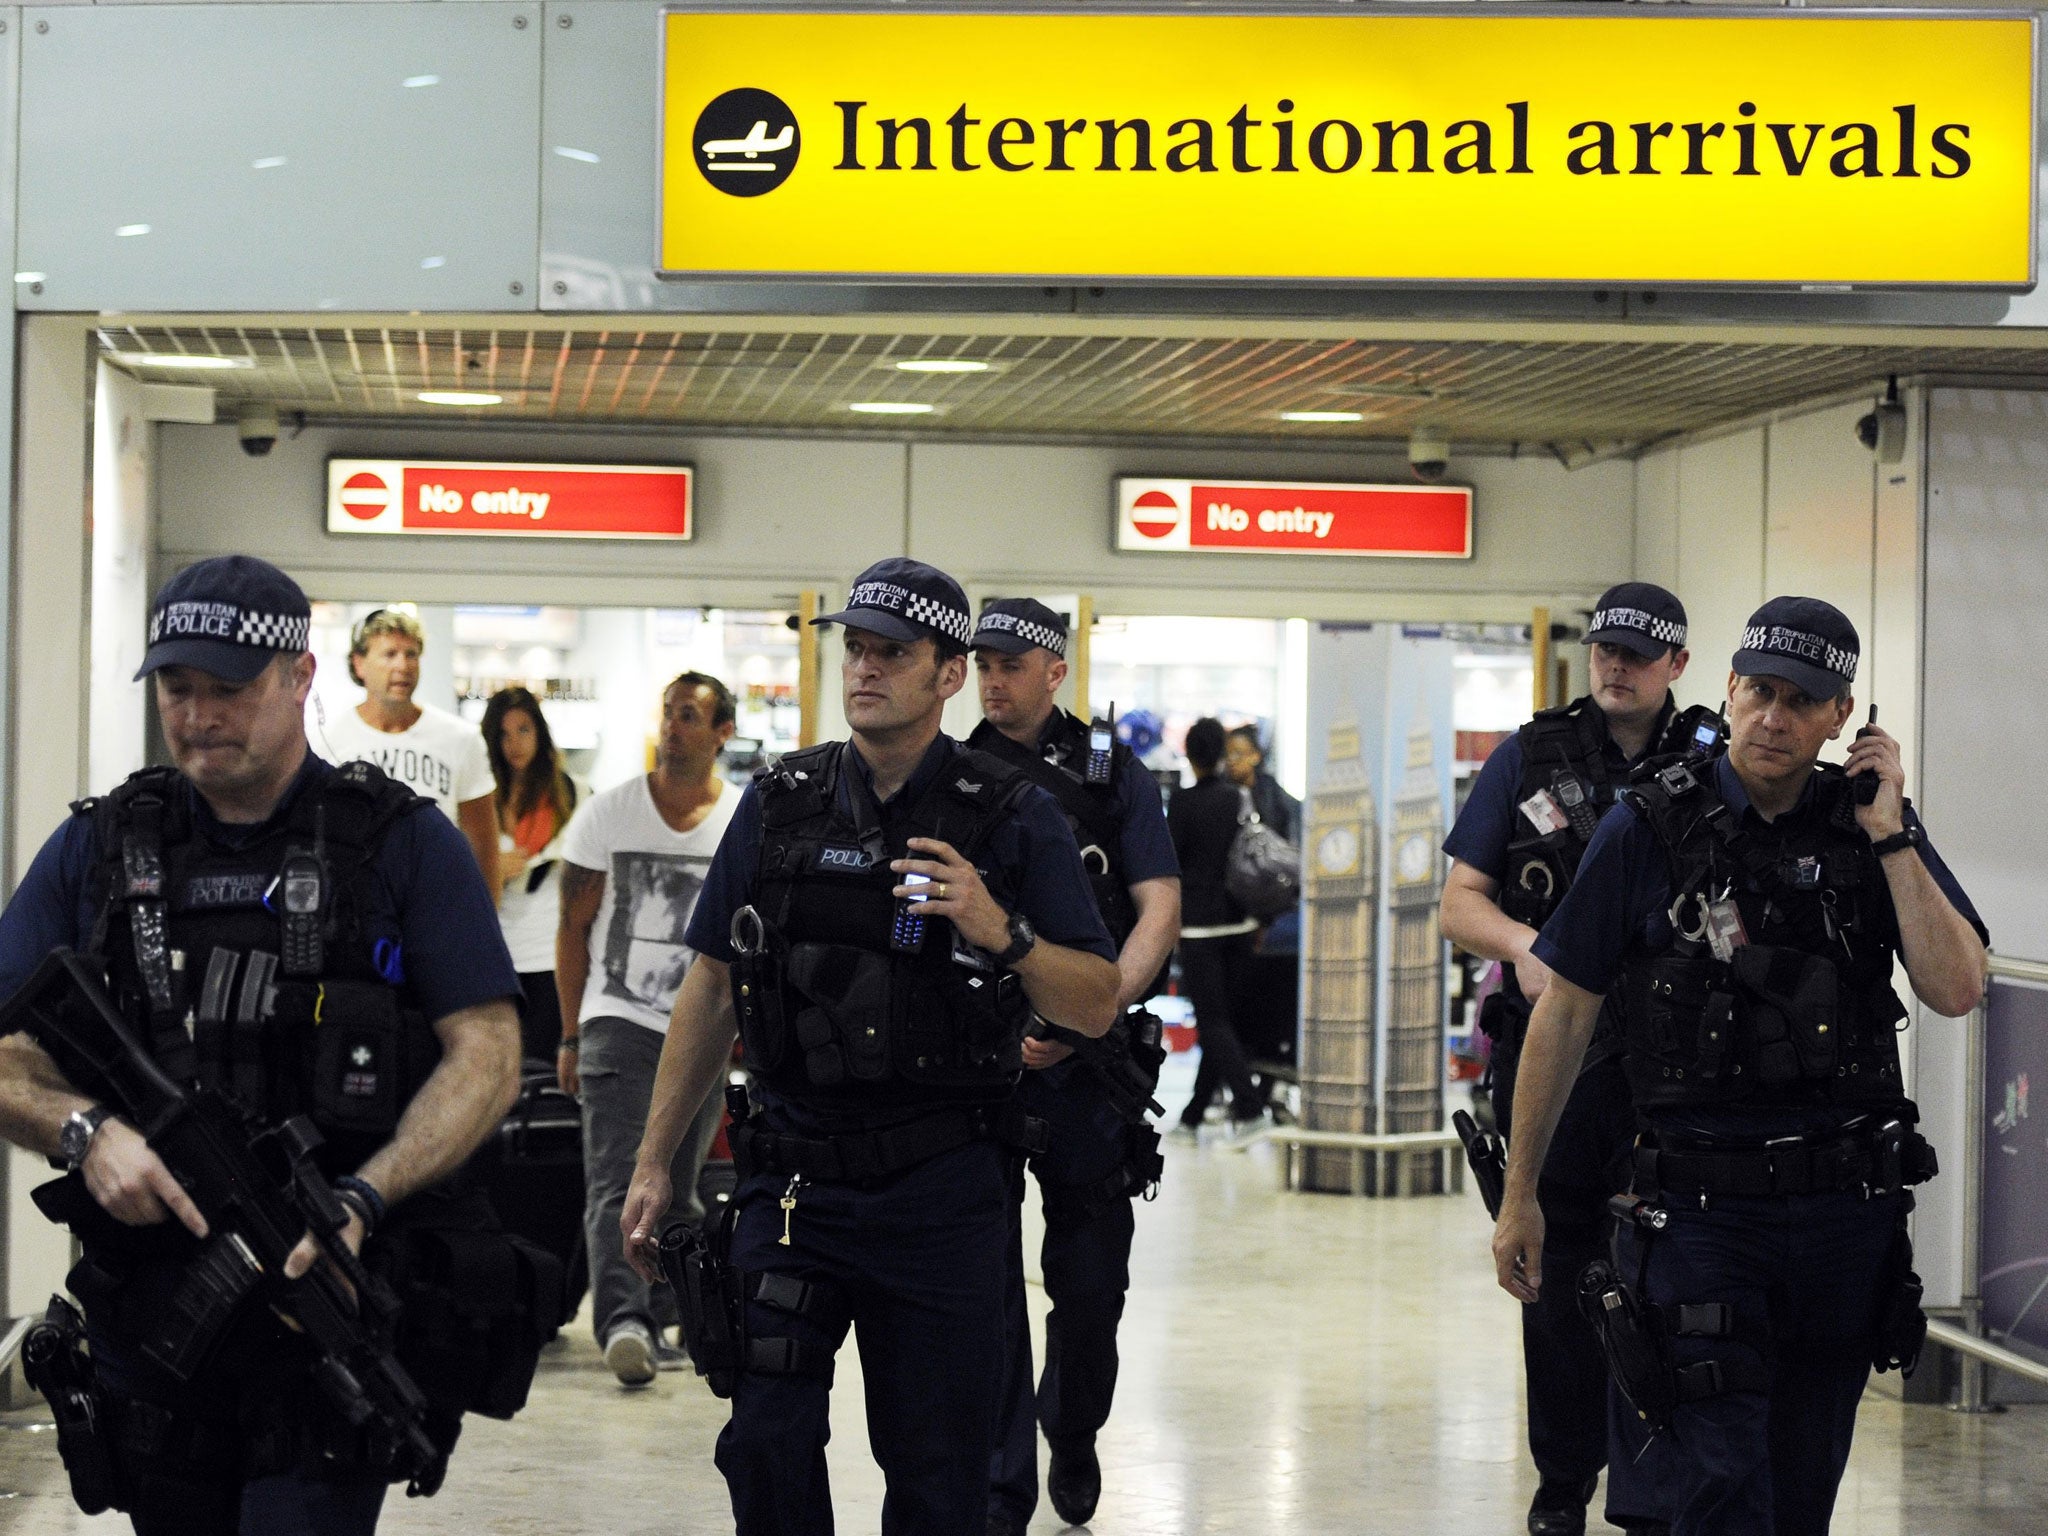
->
[94, 321, 2048, 452]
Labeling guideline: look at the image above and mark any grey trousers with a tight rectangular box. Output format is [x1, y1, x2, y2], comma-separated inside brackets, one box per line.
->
[579, 1015, 724, 1345]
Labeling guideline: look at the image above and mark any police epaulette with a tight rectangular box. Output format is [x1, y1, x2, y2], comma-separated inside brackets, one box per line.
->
[940, 747, 1027, 811]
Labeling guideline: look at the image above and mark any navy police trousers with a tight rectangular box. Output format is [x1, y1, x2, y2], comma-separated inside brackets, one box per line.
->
[1617, 1186, 1904, 1536]
[988, 1060, 1140, 1522]
[716, 1134, 1012, 1536]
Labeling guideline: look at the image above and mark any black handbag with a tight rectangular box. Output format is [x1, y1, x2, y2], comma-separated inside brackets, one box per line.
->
[1224, 787, 1301, 921]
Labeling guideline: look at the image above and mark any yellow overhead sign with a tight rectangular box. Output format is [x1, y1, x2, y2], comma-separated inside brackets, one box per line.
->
[658, 8, 2036, 288]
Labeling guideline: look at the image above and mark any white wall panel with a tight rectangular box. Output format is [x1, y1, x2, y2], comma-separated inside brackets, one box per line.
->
[1923, 389, 2048, 966]
[1632, 445, 1678, 594]
[1764, 402, 1879, 669]
[17, 3, 543, 312]
[1673, 428, 1766, 674]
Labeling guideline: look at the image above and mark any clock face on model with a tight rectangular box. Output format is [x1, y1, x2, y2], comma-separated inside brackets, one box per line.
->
[1396, 832, 1434, 884]
[1316, 825, 1360, 877]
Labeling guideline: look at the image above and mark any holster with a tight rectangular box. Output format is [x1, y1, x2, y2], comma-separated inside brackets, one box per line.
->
[659, 1207, 743, 1399]
[1578, 1259, 1770, 1430]
[21, 1294, 125, 1516]
[1872, 1193, 1928, 1376]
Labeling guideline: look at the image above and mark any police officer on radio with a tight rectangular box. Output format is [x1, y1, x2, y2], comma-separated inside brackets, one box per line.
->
[619, 559, 1119, 1536]
[965, 598, 1182, 1536]
[1443, 582, 1710, 1536]
[0, 556, 537, 1534]
[1493, 597, 1988, 1536]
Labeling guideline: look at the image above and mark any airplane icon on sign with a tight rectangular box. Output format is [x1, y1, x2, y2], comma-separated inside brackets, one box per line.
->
[702, 121, 795, 171]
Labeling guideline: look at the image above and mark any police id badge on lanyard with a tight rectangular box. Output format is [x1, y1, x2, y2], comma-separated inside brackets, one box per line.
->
[1704, 894, 1750, 964]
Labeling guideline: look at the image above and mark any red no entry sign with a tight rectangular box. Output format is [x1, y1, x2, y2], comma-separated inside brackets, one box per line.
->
[326, 459, 694, 541]
[1115, 476, 1471, 559]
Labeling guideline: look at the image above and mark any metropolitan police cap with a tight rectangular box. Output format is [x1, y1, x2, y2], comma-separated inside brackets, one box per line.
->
[811, 557, 974, 647]
[1732, 595, 1860, 701]
[972, 597, 1069, 659]
[135, 556, 312, 684]
[1584, 582, 1688, 660]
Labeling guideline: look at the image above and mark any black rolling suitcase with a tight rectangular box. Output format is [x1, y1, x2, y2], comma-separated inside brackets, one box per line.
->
[476, 1064, 588, 1335]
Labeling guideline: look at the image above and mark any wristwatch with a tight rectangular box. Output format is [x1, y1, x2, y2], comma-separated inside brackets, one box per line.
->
[59, 1105, 114, 1172]
[1870, 825, 1925, 860]
[994, 911, 1038, 968]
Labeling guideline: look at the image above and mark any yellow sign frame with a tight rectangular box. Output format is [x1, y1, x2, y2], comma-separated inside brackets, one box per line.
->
[658, 6, 2037, 290]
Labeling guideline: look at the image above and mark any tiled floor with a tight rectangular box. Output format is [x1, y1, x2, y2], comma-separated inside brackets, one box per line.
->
[0, 1057, 2040, 1533]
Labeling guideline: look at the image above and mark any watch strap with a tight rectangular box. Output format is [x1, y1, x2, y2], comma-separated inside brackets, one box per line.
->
[995, 913, 1037, 967]
[1870, 826, 1924, 859]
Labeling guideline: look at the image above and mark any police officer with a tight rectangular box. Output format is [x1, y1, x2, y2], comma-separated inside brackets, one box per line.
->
[619, 559, 1120, 1536]
[966, 598, 1182, 1535]
[1493, 597, 1989, 1536]
[1443, 582, 1705, 1536]
[0, 556, 533, 1534]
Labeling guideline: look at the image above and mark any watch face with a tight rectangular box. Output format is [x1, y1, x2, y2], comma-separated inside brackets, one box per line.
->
[1316, 826, 1360, 877]
[1397, 834, 1433, 884]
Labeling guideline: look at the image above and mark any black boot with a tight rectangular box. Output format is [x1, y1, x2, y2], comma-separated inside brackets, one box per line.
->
[1526, 1475, 1599, 1536]
[1047, 1439, 1102, 1526]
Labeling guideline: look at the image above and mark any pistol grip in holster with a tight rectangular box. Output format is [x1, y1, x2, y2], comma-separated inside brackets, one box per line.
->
[659, 1208, 743, 1399]
[21, 1294, 125, 1516]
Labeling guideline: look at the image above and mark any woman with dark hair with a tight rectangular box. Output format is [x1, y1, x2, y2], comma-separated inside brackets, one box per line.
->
[1168, 715, 1267, 1132]
[482, 687, 580, 1062]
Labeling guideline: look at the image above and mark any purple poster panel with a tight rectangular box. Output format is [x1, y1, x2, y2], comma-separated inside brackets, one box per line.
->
[1982, 976, 2048, 1353]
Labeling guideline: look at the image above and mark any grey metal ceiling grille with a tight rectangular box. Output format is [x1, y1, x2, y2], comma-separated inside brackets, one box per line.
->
[94, 322, 2048, 450]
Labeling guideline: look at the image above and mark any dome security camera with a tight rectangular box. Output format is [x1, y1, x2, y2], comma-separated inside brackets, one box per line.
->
[1855, 376, 1906, 465]
[238, 402, 280, 458]
[1408, 428, 1451, 483]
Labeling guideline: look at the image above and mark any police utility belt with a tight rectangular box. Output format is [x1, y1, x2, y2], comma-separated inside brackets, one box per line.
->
[1632, 1113, 1937, 1202]
[725, 1084, 1046, 1186]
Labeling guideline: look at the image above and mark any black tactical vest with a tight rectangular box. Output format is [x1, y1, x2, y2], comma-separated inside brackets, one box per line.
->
[1614, 760, 1909, 1111]
[80, 760, 440, 1173]
[731, 740, 1034, 1110]
[1500, 696, 1724, 932]
[967, 712, 1139, 947]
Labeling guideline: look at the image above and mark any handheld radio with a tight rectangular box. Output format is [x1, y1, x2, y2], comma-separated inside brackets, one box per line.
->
[1086, 703, 1116, 786]
[1854, 704, 1882, 805]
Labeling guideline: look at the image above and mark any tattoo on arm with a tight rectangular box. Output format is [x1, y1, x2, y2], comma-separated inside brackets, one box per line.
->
[560, 863, 605, 923]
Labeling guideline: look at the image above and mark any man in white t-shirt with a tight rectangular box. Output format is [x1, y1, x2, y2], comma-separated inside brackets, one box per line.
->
[317, 607, 500, 897]
[557, 670, 739, 1386]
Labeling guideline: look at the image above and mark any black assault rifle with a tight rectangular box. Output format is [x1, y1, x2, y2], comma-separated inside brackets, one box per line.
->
[1031, 1010, 1168, 1125]
[0, 949, 446, 1496]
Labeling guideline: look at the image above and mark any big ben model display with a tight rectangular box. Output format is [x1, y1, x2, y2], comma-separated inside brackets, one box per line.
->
[1299, 721, 1379, 1193]
[1385, 724, 1448, 1187]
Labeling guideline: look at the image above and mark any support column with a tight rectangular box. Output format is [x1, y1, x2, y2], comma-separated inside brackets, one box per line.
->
[5, 314, 95, 1327]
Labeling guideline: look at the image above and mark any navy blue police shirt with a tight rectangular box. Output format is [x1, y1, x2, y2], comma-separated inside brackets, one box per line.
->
[0, 751, 520, 1024]
[1532, 752, 1987, 1136]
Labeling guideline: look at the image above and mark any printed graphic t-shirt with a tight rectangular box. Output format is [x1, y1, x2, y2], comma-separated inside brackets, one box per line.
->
[560, 774, 739, 1035]
[318, 702, 496, 824]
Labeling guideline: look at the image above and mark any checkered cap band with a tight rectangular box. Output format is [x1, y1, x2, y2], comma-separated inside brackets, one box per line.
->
[1591, 606, 1686, 648]
[149, 600, 309, 653]
[975, 611, 1067, 657]
[843, 579, 971, 644]
[1740, 624, 1858, 682]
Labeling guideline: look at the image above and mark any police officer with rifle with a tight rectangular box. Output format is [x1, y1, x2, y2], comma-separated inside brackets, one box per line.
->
[621, 559, 1120, 1536]
[1493, 597, 1989, 1536]
[966, 597, 1182, 1535]
[1443, 582, 1716, 1536]
[0, 557, 549, 1534]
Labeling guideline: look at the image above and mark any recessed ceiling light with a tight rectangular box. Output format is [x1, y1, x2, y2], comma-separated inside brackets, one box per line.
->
[418, 390, 503, 407]
[848, 401, 936, 415]
[892, 359, 991, 374]
[553, 146, 602, 164]
[115, 224, 151, 239]
[108, 352, 252, 371]
[14, 272, 47, 285]
[402, 74, 440, 89]
[1281, 410, 1365, 423]
[252, 156, 288, 171]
